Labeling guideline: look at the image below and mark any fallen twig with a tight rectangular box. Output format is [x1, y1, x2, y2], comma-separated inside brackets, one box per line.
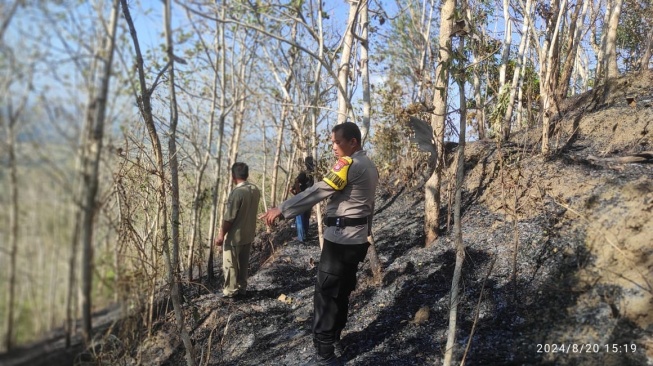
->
[587, 151, 653, 164]
[203, 324, 218, 366]
[460, 255, 496, 366]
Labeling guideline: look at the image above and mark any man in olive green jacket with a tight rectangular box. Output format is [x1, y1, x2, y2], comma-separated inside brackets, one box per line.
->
[215, 162, 261, 298]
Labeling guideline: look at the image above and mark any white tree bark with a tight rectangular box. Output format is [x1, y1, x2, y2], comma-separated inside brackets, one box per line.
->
[591, 0, 610, 81]
[218, 40, 250, 229]
[502, 0, 533, 139]
[499, 0, 512, 90]
[264, 23, 299, 207]
[539, 0, 567, 155]
[516, 34, 532, 128]
[311, 0, 326, 248]
[425, 0, 455, 244]
[269, 108, 287, 207]
[336, 1, 359, 124]
[557, 0, 590, 100]
[207, 6, 229, 282]
[261, 113, 269, 212]
[359, 0, 371, 145]
[469, 7, 486, 140]
[417, 0, 435, 102]
[491, 0, 512, 140]
[605, 0, 624, 79]
[444, 36, 467, 366]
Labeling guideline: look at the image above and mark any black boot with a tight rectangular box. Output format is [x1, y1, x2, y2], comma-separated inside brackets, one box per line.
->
[306, 339, 341, 366]
[333, 329, 344, 358]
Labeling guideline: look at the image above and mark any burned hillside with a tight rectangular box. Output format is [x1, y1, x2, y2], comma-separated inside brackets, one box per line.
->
[1, 71, 652, 366]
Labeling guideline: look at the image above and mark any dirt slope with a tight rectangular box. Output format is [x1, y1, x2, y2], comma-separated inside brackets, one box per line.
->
[1, 70, 652, 366]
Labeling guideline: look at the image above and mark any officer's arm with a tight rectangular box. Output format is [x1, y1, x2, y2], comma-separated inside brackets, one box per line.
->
[280, 156, 354, 219]
[279, 181, 336, 219]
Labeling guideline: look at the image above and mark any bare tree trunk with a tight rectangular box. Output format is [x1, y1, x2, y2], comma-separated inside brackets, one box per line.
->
[359, 0, 371, 145]
[591, 0, 610, 82]
[187, 166, 206, 281]
[311, 1, 326, 249]
[1, 31, 34, 345]
[357, 0, 381, 280]
[122, 1, 195, 363]
[336, 1, 359, 125]
[186, 22, 221, 280]
[0, 0, 21, 41]
[48, 230, 61, 330]
[282, 146, 297, 202]
[221, 58, 249, 220]
[540, 0, 566, 155]
[499, 0, 512, 90]
[639, 27, 653, 70]
[574, 50, 590, 94]
[64, 13, 100, 347]
[556, 0, 589, 100]
[425, 0, 455, 244]
[502, 0, 533, 139]
[269, 109, 286, 207]
[183, 10, 205, 282]
[265, 22, 298, 207]
[496, 0, 513, 140]
[3, 83, 27, 352]
[66, 178, 83, 348]
[78, 0, 120, 344]
[417, 0, 435, 102]
[605, 0, 624, 79]
[470, 12, 485, 140]
[261, 112, 270, 212]
[516, 33, 532, 129]
[207, 10, 228, 282]
[443, 40, 467, 366]
[164, 1, 196, 364]
[468, 7, 488, 140]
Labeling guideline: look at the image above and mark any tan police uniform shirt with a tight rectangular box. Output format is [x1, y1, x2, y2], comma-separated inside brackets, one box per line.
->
[279, 150, 378, 245]
[225, 181, 261, 246]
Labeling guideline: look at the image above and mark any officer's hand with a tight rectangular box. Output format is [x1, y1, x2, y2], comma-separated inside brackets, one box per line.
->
[259, 207, 282, 226]
[214, 234, 224, 246]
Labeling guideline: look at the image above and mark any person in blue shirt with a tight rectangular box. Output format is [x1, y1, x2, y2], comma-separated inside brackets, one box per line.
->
[290, 156, 314, 242]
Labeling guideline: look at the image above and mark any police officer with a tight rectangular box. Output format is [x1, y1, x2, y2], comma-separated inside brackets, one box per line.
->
[260, 122, 378, 365]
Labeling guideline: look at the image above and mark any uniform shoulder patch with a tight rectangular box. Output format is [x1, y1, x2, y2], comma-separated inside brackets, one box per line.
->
[323, 157, 352, 190]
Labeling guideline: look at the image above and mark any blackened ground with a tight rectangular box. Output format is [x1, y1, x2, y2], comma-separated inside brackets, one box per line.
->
[154, 146, 651, 365]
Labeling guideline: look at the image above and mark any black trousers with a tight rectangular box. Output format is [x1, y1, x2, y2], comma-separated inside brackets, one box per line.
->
[313, 239, 369, 346]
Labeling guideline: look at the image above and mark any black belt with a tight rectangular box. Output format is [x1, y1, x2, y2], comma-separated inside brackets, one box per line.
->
[325, 216, 368, 228]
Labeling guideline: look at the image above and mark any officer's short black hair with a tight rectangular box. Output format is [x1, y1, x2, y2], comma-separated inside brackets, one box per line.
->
[232, 162, 249, 180]
[332, 122, 361, 146]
